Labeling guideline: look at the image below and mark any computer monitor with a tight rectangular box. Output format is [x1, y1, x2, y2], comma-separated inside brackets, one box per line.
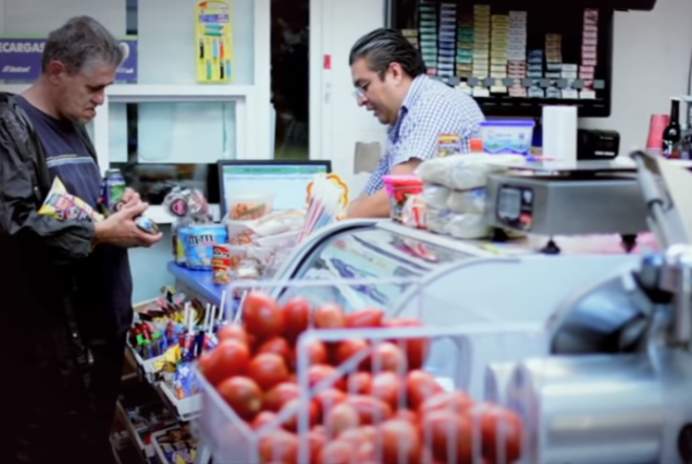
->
[218, 160, 332, 218]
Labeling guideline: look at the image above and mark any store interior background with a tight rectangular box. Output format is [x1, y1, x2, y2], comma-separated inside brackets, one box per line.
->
[0, 0, 690, 302]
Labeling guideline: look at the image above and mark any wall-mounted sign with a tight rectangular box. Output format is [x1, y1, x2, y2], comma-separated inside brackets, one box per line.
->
[0, 37, 138, 82]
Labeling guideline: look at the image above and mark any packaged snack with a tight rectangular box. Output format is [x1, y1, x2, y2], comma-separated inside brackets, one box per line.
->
[212, 244, 232, 285]
[179, 224, 229, 270]
[228, 193, 273, 220]
[382, 175, 424, 223]
[38, 177, 103, 222]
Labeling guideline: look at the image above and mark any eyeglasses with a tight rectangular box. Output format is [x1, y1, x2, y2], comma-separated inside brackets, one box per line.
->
[353, 80, 371, 101]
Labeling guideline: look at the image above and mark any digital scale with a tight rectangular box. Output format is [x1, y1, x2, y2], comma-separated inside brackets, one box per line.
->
[485, 160, 650, 236]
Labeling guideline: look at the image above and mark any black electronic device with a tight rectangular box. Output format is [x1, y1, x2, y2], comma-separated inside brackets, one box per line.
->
[577, 128, 620, 160]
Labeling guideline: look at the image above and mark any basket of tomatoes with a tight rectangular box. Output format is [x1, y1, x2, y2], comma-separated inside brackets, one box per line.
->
[195, 284, 533, 464]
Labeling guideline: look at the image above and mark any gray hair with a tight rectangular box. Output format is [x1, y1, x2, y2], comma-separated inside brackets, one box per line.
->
[42, 16, 124, 74]
[349, 28, 426, 79]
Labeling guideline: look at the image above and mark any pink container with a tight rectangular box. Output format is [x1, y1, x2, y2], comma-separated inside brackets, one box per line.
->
[646, 113, 670, 150]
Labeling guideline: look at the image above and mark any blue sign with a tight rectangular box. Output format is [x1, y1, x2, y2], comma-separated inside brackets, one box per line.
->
[0, 37, 138, 82]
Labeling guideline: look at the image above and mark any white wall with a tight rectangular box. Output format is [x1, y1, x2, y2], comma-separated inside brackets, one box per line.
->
[1, 0, 126, 35]
[580, 0, 692, 155]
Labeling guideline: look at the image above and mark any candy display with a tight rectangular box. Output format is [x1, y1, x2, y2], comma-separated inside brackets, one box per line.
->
[152, 423, 197, 464]
[38, 177, 104, 222]
[178, 224, 229, 270]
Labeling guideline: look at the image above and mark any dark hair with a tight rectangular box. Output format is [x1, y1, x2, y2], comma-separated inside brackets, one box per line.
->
[42, 16, 124, 74]
[349, 28, 426, 78]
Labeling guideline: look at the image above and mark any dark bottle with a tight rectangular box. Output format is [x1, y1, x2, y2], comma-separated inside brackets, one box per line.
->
[662, 98, 681, 158]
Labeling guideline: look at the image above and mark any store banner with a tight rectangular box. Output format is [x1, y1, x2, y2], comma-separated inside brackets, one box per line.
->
[0, 37, 138, 82]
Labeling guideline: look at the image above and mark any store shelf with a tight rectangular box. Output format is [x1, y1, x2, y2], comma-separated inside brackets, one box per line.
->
[157, 381, 202, 422]
[167, 261, 224, 306]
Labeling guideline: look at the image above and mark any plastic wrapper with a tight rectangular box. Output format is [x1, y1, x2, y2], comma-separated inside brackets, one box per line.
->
[38, 177, 103, 222]
[427, 208, 491, 239]
[421, 183, 451, 210]
[415, 154, 525, 190]
[401, 193, 426, 229]
[228, 193, 274, 221]
[446, 187, 487, 214]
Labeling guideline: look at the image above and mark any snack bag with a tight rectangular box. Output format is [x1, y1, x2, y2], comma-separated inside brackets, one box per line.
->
[38, 177, 104, 222]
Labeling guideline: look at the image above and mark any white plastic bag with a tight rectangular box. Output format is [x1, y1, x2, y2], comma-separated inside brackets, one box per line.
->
[446, 188, 487, 214]
[422, 183, 451, 210]
[416, 154, 525, 190]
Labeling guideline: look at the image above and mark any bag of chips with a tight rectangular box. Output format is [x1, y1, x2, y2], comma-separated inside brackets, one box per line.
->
[38, 177, 103, 222]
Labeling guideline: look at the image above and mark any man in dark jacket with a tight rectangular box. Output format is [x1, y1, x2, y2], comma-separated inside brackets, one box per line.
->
[0, 16, 161, 462]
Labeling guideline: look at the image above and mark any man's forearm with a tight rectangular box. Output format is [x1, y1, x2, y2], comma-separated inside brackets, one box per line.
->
[347, 189, 391, 218]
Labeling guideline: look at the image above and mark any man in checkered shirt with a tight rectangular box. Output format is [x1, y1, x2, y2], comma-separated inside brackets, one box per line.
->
[347, 28, 484, 218]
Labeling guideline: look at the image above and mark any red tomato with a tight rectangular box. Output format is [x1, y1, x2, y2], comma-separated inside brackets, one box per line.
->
[259, 430, 299, 464]
[243, 291, 284, 340]
[307, 339, 329, 365]
[308, 427, 327, 463]
[345, 308, 384, 328]
[472, 403, 523, 463]
[346, 371, 373, 395]
[370, 342, 406, 373]
[406, 370, 444, 410]
[263, 382, 300, 412]
[421, 410, 472, 463]
[248, 353, 289, 391]
[317, 440, 355, 464]
[383, 318, 430, 369]
[281, 297, 311, 341]
[216, 376, 263, 421]
[216, 323, 250, 346]
[344, 395, 393, 425]
[252, 410, 278, 430]
[334, 339, 369, 367]
[200, 339, 250, 386]
[308, 364, 346, 391]
[314, 303, 346, 329]
[392, 409, 418, 425]
[371, 372, 405, 411]
[338, 427, 377, 461]
[314, 388, 347, 419]
[325, 402, 361, 438]
[419, 391, 474, 417]
[257, 336, 293, 366]
[379, 419, 422, 464]
[279, 398, 320, 432]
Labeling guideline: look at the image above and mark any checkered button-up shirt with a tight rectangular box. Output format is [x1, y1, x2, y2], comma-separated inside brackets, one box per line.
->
[363, 75, 484, 195]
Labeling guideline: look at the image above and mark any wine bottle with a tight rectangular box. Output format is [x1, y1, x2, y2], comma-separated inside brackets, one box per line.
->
[662, 98, 681, 158]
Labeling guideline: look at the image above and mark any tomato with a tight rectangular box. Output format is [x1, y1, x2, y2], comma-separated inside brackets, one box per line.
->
[257, 336, 293, 366]
[334, 339, 369, 367]
[338, 427, 377, 461]
[392, 409, 418, 425]
[344, 395, 393, 425]
[421, 410, 472, 463]
[259, 429, 299, 464]
[379, 419, 422, 464]
[243, 291, 284, 340]
[217, 323, 250, 347]
[317, 440, 355, 464]
[370, 342, 406, 373]
[279, 398, 320, 432]
[345, 308, 384, 328]
[472, 403, 523, 463]
[307, 339, 329, 365]
[281, 297, 311, 341]
[406, 370, 444, 410]
[383, 318, 429, 369]
[308, 364, 346, 391]
[308, 427, 327, 463]
[263, 382, 300, 412]
[248, 353, 290, 391]
[371, 372, 404, 411]
[216, 376, 263, 421]
[200, 339, 250, 386]
[314, 388, 347, 419]
[419, 391, 474, 417]
[314, 303, 346, 329]
[325, 402, 360, 438]
[252, 410, 278, 430]
[346, 371, 373, 395]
